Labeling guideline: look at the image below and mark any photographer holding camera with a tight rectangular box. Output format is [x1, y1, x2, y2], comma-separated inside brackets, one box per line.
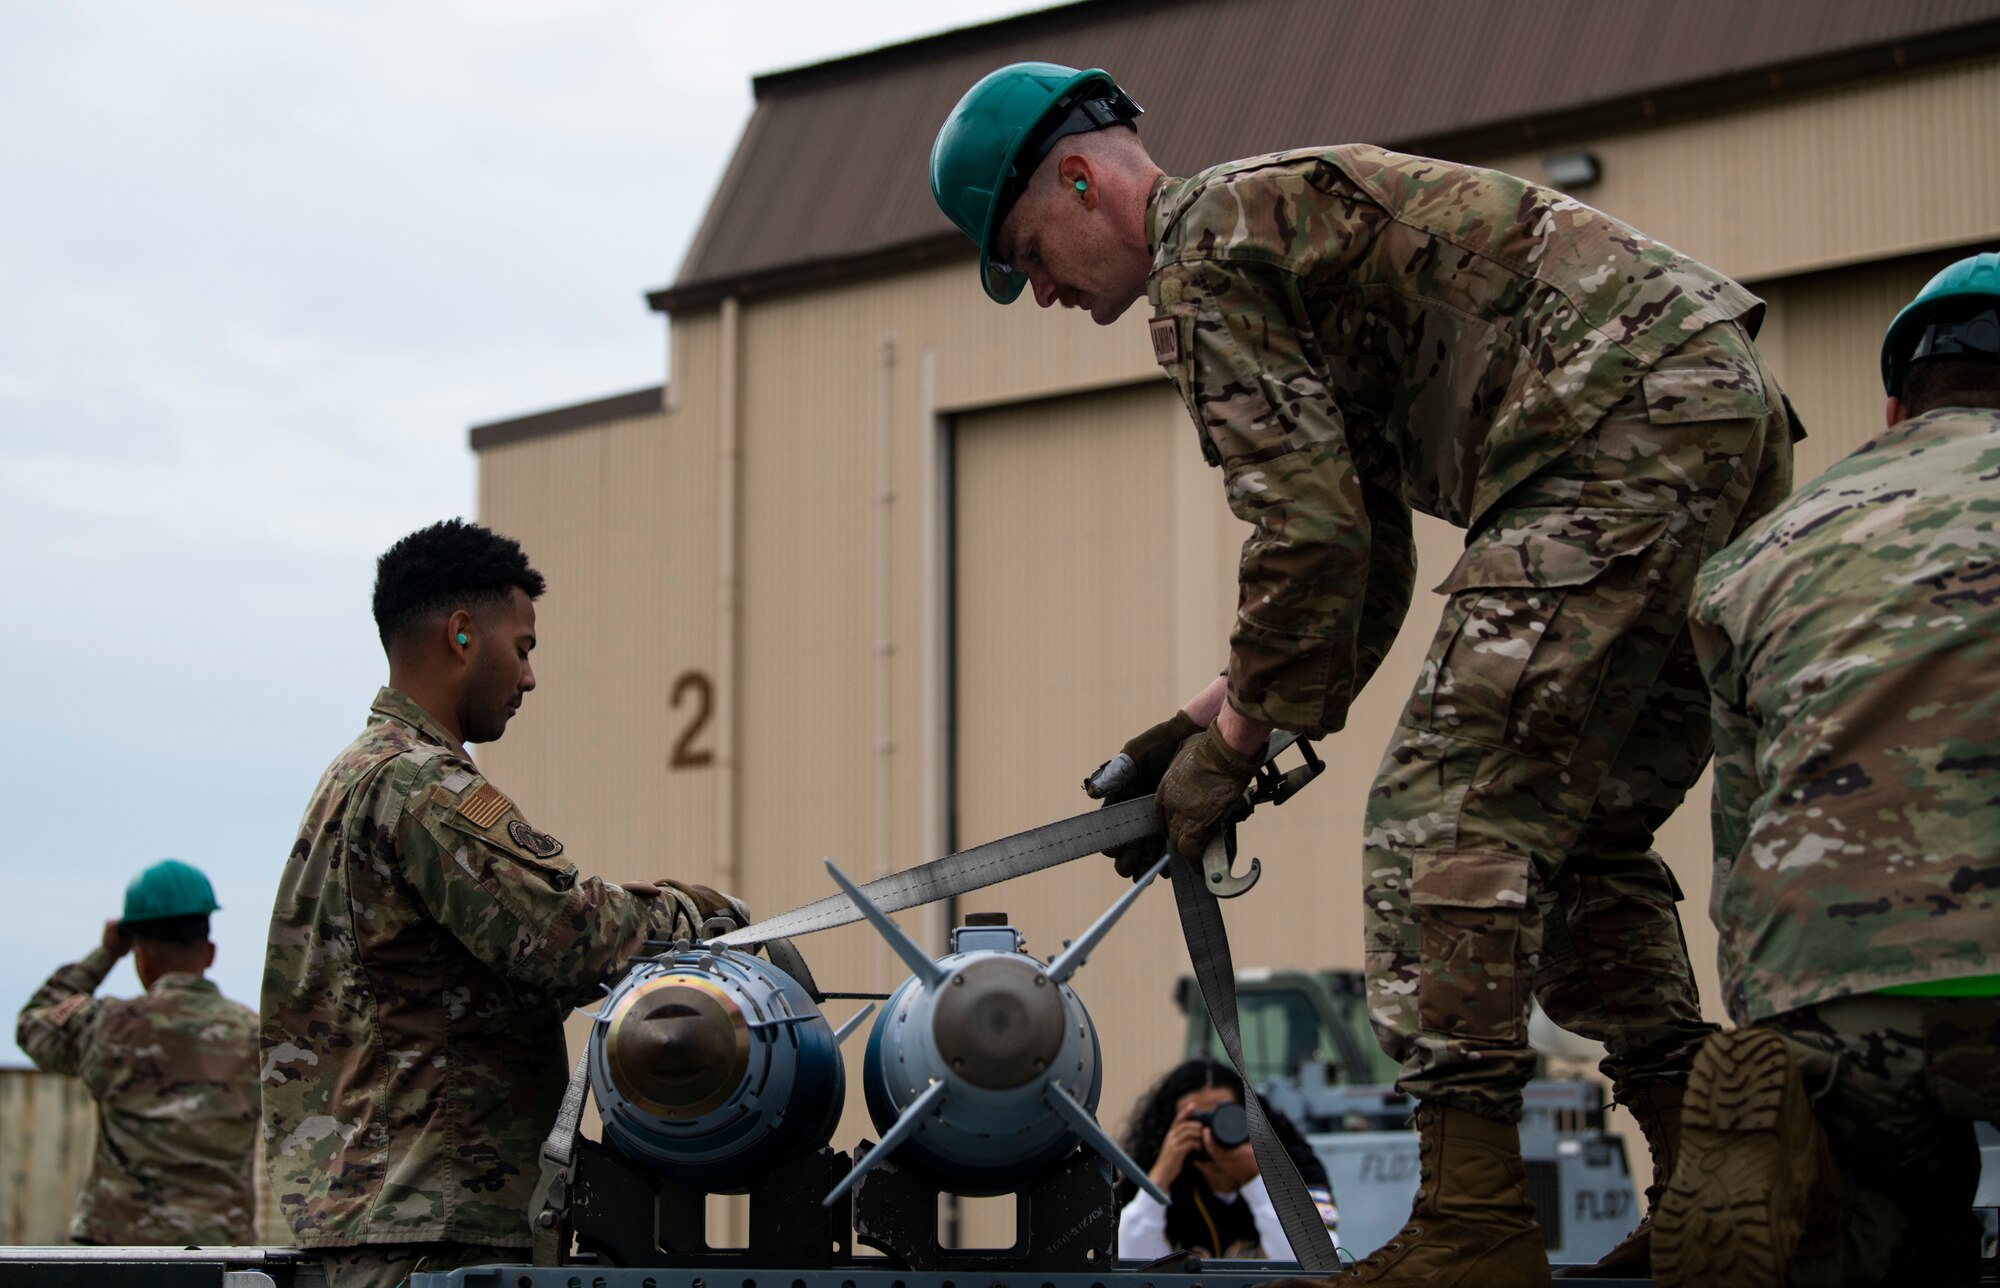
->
[1116, 1059, 1337, 1260]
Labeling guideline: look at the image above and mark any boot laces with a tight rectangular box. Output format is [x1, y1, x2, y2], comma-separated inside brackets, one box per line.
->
[1370, 1221, 1425, 1261]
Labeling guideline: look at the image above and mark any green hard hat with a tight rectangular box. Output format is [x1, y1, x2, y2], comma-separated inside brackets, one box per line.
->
[1881, 250, 2000, 396]
[122, 858, 220, 924]
[930, 62, 1142, 304]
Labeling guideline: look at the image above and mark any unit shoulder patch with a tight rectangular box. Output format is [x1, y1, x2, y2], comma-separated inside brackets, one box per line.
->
[457, 782, 511, 829]
[43, 994, 89, 1028]
[507, 818, 564, 860]
[1150, 315, 1184, 366]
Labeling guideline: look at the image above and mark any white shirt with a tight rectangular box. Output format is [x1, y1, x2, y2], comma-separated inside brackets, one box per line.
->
[1116, 1174, 1295, 1261]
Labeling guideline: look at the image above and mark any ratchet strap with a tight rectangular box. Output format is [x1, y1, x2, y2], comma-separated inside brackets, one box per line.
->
[527, 1049, 592, 1266]
[714, 795, 1159, 947]
[1169, 849, 1339, 1271]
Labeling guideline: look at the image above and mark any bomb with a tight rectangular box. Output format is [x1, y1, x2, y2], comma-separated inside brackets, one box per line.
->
[588, 943, 846, 1192]
[822, 859, 1167, 1207]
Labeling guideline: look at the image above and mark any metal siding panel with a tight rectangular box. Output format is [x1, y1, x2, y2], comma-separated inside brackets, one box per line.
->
[1477, 56, 2000, 284]
[728, 282, 933, 1172]
[1776, 249, 1978, 484]
[0, 1069, 96, 1244]
[678, 0, 2000, 289]
[476, 403, 720, 887]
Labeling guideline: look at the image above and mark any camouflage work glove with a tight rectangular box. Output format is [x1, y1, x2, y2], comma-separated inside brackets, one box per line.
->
[654, 880, 751, 941]
[1089, 710, 1201, 879]
[1156, 724, 1260, 861]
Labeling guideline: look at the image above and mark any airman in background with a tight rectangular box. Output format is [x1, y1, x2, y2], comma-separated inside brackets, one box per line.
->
[262, 519, 745, 1288]
[16, 858, 260, 1245]
[931, 63, 1801, 1286]
[1660, 252, 2000, 1288]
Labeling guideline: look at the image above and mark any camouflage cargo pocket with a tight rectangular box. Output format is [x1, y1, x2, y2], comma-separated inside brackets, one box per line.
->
[1639, 339, 1769, 427]
[1410, 506, 1676, 765]
[1413, 851, 1532, 1042]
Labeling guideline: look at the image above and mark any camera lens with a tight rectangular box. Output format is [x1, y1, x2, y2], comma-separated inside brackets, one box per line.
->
[1193, 1101, 1250, 1151]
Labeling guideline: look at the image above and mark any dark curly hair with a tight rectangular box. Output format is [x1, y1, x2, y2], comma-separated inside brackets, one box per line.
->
[372, 519, 546, 650]
[1114, 1057, 1327, 1206]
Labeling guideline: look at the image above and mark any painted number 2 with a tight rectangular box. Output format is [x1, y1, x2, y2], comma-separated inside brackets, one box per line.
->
[671, 670, 715, 769]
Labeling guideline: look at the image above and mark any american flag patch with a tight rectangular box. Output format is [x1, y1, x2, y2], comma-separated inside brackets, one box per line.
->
[44, 995, 88, 1028]
[457, 783, 511, 829]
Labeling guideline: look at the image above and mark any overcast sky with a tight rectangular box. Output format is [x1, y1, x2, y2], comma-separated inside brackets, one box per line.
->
[0, 0, 1035, 1062]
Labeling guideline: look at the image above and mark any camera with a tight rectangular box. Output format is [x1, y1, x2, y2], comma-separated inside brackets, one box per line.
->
[1189, 1101, 1250, 1152]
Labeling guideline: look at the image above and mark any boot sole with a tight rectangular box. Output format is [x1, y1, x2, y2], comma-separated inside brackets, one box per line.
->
[1653, 1029, 1818, 1288]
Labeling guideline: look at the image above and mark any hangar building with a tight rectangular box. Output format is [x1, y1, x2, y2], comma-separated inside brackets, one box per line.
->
[468, 0, 2000, 1246]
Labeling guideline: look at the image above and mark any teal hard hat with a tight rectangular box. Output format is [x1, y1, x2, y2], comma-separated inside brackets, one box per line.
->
[1881, 251, 2000, 396]
[122, 858, 220, 924]
[929, 62, 1142, 304]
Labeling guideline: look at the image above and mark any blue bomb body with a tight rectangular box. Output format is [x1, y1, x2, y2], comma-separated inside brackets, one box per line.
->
[862, 923, 1105, 1194]
[589, 946, 845, 1192]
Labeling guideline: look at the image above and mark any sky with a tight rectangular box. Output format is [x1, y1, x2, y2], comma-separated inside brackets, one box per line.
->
[0, 0, 1037, 1063]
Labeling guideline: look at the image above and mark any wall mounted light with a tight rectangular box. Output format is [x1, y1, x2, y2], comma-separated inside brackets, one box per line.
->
[1545, 151, 1602, 189]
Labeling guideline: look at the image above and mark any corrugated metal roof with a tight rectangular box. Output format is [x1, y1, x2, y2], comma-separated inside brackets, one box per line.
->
[468, 385, 664, 452]
[653, 0, 2000, 311]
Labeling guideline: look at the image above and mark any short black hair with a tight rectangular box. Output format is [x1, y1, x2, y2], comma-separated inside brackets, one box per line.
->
[123, 913, 210, 946]
[1903, 357, 2000, 417]
[372, 519, 546, 650]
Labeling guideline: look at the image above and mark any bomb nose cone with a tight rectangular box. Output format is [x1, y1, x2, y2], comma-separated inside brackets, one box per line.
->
[930, 956, 1067, 1090]
[606, 980, 749, 1119]
[631, 1005, 733, 1073]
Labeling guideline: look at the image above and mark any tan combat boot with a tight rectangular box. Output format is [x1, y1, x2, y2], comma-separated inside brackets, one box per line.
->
[1258, 1103, 1551, 1288]
[1652, 1029, 1845, 1288]
[1557, 1083, 1683, 1277]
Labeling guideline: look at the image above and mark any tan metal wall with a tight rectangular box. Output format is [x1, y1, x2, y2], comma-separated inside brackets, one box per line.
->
[0, 1067, 289, 1247]
[475, 403, 721, 877]
[1479, 55, 2000, 283]
[0, 1070, 94, 1245]
[1756, 248, 1985, 483]
[473, 54, 1999, 1248]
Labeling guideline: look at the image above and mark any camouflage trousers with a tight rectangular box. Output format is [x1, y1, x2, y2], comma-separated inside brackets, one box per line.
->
[317, 1241, 524, 1288]
[1773, 995, 2000, 1288]
[1363, 319, 1795, 1121]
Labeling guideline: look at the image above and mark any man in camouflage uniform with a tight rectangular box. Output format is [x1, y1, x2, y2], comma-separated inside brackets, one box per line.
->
[1655, 252, 2000, 1288]
[931, 64, 1797, 1284]
[264, 519, 744, 1288]
[16, 858, 259, 1245]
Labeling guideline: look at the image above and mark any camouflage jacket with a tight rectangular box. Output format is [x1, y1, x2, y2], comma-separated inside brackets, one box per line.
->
[263, 687, 698, 1248]
[1146, 145, 1761, 731]
[1691, 408, 2000, 1022]
[16, 948, 259, 1244]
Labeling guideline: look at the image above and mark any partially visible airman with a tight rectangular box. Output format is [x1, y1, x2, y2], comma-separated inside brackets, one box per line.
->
[1659, 252, 2000, 1288]
[16, 858, 260, 1245]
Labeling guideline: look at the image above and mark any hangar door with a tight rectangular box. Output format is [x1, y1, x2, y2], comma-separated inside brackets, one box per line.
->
[949, 380, 1225, 1247]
